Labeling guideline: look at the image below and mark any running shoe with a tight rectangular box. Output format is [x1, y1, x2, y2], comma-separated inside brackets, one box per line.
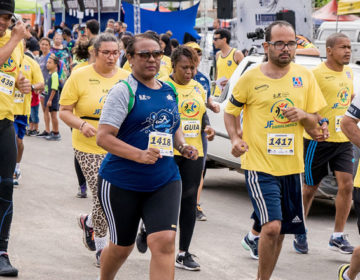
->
[338, 264, 350, 280]
[36, 130, 50, 138]
[13, 170, 21, 186]
[136, 225, 148, 253]
[196, 204, 207, 221]
[29, 130, 40, 136]
[293, 232, 308, 254]
[241, 233, 259, 260]
[76, 183, 87, 198]
[45, 132, 61, 141]
[95, 249, 102, 268]
[175, 252, 200, 271]
[0, 254, 18, 277]
[78, 214, 96, 251]
[329, 234, 354, 254]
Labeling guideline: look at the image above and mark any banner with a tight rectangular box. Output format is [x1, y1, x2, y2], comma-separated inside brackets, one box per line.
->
[100, 0, 119, 13]
[64, 0, 79, 11]
[78, 0, 98, 12]
[338, 0, 360, 15]
[50, 0, 63, 13]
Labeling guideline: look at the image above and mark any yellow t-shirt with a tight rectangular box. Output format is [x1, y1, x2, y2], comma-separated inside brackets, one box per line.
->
[122, 55, 172, 80]
[60, 65, 130, 154]
[214, 48, 238, 97]
[72, 61, 89, 73]
[14, 56, 44, 116]
[166, 78, 207, 157]
[0, 30, 24, 121]
[225, 63, 327, 176]
[304, 62, 353, 142]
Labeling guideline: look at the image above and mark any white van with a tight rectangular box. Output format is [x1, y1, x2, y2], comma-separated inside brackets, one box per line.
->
[315, 21, 360, 64]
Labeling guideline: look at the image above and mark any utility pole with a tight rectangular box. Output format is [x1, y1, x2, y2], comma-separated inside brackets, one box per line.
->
[134, 0, 141, 34]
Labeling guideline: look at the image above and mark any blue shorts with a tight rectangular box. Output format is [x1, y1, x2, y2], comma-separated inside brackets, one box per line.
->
[44, 93, 59, 112]
[245, 170, 305, 235]
[30, 105, 40, 124]
[14, 115, 28, 140]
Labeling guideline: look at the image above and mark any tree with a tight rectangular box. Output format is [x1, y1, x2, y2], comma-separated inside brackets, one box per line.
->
[314, 0, 333, 8]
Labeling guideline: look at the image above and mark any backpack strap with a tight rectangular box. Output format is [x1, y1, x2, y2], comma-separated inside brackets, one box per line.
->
[120, 80, 135, 113]
[164, 81, 178, 104]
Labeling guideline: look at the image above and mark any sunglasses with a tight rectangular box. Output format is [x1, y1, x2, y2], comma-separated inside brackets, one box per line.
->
[213, 37, 222, 41]
[135, 50, 164, 60]
[98, 50, 120, 57]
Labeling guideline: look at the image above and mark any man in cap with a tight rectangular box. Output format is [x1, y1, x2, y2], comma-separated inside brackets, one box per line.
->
[0, 0, 31, 276]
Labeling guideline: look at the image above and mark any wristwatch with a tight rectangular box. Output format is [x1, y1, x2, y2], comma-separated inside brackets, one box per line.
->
[318, 118, 329, 126]
[178, 143, 189, 154]
[31, 85, 35, 91]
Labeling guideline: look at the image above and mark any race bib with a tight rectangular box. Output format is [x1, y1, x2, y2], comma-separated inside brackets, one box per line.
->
[148, 132, 174, 157]
[267, 133, 294, 155]
[14, 90, 24, 103]
[0, 72, 15, 96]
[335, 115, 343, 133]
[182, 120, 200, 138]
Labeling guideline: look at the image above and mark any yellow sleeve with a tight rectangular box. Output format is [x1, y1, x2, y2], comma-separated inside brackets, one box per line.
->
[224, 75, 248, 116]
[59, 74, 79, 105]
[31, 59, 44, 84]
[122, 60, 131, 72]
[305, 71, 327, 113]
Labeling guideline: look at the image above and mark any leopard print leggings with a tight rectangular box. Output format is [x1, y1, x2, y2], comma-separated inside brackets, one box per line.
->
[74, 149, 107, 238]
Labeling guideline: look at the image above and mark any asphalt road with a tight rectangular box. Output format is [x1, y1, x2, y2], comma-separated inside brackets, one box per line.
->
[8, 120, 360, 280]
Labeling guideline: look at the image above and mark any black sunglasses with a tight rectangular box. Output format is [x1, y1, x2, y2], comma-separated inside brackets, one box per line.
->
[135, 50, 164, 60]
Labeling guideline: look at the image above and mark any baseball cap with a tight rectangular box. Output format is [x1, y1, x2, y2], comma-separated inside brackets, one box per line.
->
[0, 0, 14, 15]
[185, 41, 201, 51]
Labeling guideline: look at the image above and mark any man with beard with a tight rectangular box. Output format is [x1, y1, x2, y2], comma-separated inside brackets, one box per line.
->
[224, 21, 327, 280]
[0, 0, 31, 276]
[293, 33, 355, 255]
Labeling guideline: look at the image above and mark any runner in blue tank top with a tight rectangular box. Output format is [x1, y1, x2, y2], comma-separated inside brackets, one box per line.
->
[96, 33, 198, 280]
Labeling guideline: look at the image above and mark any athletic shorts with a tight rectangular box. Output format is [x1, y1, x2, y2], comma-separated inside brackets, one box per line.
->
[44, 93, 59, 112]
[98, 176, 181, 246]
[13, 115, 28, 140]
[304, 139, 354, 186]
[245, 170, 305, 235]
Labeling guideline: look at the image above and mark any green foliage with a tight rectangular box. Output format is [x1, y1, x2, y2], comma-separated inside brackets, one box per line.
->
[314, 0, 333, 8]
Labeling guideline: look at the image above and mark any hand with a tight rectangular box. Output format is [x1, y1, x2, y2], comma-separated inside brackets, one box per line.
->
[46, 100, 52, 107]
[204, 125, 215, 141]
[11, 21, 27, 41]
[220, 79, 228, 88]
[307, 122, 330, 142]
[16, 73, 31, 94]
[81, 122, 97, 138]
[231, 137, 248, 157]
[282, 107, 306, 122]
[139, 148, 162, 164]
[209, 102, 220, 113]
[181, 145, 198, 160]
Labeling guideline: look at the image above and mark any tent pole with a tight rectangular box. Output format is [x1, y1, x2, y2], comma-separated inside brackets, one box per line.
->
[97, 0, 101, 30]
[336, 14, 339, 32]
[118, 0, 122, 22]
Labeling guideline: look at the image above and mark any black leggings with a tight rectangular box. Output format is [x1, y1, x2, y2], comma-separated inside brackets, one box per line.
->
[74, 155, 86, 186]
[175, 156, 204, 252]
[354, 187, 360, 235]
[0, 119, 17, 251]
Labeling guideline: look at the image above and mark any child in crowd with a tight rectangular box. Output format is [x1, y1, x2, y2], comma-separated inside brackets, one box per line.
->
[28, 87, 41, 136]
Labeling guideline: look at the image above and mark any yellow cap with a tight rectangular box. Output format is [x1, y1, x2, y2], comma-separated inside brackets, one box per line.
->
[185, 42, 201, 51]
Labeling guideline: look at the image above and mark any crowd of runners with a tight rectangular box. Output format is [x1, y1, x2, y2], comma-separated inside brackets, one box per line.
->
[1, 0, 360, 279]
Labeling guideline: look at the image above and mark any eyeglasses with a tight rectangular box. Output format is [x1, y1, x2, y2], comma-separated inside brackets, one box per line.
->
[98, 50, 120, 57]
[213, 37, 222, 41]
[134, 50, 164, 60]
[267, 40, 297, 50]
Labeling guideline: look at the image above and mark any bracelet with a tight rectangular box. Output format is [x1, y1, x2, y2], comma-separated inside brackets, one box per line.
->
[79, 121, 87, 132]
[178, 143, 189, 154]
[318, 118, 329, 126]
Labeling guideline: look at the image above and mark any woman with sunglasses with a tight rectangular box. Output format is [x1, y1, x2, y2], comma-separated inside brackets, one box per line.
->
[59, 33, 130, 267]
[96, 33, 198, 280]
[167, 46, 215, 271]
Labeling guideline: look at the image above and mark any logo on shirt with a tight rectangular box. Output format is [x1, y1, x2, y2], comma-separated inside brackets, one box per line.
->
[325, 75, 336, 81]
[227, 60, 232, 66]
[292, 77, 303, 88]
[167, 94, 174, 101]
[346, 71, 352, 79]
[254, 84, 269, 92]
[141, 108, 179, 134]
[89, 79, 100, 85]
[194, 86, 201, 95]
[180, 99, 201, 118]
[24, 65, 30, 72]
[332, 87, 350, 109]
[0, 56, 17, 73]
[139, 94, 151, 101]
[270, 98, 294, 125]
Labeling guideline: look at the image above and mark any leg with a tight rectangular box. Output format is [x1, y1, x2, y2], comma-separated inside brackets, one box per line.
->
[258, 220, 282, 280]
[50, 111, 59, 133]
[347, 246, 360, 279]
[44, 107, 50, 133]
[353, 187, 360, 235]
[148, 231, 176, 280]
[302, 183, 319, 217]
[100, 241, 133, 280]
[15, 137, 23, 164]
[334, 171, 353, 233]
